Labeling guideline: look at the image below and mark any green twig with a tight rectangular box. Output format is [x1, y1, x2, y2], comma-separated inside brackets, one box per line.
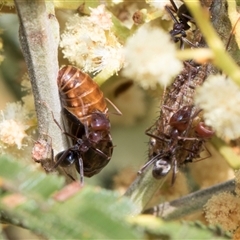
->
[144, 179, 235, 220]
[185, 0, 240, 85]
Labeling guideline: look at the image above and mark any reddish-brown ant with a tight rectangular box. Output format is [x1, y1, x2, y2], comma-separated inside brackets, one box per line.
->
[53, 66, 114, 184]
[53, 109, 113, 183]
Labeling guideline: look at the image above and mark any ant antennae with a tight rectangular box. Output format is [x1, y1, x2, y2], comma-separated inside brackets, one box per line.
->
[105, 98, 122, 115]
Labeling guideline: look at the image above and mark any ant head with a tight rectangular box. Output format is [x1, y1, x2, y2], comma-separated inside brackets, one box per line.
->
[55, 150, 78, 167]
[152, 158, 171, 179]
[90, 112, 111, 131]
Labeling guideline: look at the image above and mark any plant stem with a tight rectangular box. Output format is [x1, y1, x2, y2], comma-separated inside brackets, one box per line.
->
[144, 179, 236, 220]
[184, 0, 240, 85]
[14, 0, 77, 181]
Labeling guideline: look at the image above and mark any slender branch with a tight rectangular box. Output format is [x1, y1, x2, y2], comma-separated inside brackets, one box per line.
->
[14, 0, 77, 181]
[144, 179, 236, 220]
[14, 0, 60, 145]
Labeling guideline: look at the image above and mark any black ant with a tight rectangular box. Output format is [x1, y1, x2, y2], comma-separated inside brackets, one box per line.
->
[165, 0, 196, 48]
[150, 107, 214, 183]
[52, 109, 113, 185]
[139, 105, 202, 184]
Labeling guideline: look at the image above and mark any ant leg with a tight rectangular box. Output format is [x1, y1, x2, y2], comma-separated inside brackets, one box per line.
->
[90, 146, 110, 159]
[179, 38, 184, 49]
[42, 101, 66, 133]
[184, 61, 198, 71]
[146, 132, 170, 143]
[165, 5, 178, 25]
[182, 37, 199, 48]
[162, 105, 176, 112]
[62, 169, 76, 182]
[49, 110, 80, 143]
[169, 0, 178, 12]
[145, 123, 170, 143]
[91, 134, 116, 160]
[192, 143, 212, 163]
[182, 139, 212, 164]
[145, 124, 155, 135]
[171, 158, 177, 185]
[202, 143, 212, 159]
[182, 37, 197, 47]
[177, 136, 200, 141]
[138, 153, 164, 175]
[77, 155, 84, 186]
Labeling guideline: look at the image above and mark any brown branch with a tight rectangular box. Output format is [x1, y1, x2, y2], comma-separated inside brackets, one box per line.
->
[14, 0, 77, 181]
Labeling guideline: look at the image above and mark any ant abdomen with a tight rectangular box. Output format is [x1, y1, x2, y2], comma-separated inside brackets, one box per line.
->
[195, 122, 214, 138]
[58, 65, 108, 125]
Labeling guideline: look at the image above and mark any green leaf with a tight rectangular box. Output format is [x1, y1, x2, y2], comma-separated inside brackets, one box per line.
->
[0, 156, 142, 239]
[0, 155, 65, 199]
[130, 216, 232, 239]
